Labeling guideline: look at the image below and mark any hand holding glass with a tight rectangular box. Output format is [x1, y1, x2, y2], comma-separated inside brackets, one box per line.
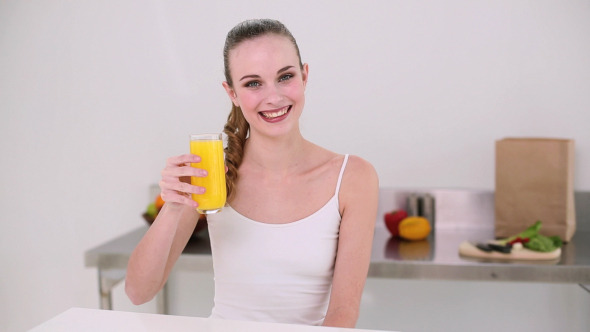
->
[189, 134, 227, 214]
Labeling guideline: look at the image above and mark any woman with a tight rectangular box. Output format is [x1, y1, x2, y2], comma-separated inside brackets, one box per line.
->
[125, 19, 379, 328]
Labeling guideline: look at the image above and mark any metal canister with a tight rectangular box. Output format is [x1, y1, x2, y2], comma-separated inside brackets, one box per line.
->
[421, 193, 435, 226]
[406, 193, 419, 216]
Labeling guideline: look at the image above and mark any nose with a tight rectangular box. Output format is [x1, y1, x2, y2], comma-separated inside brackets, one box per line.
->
[263, 83, 284, 105]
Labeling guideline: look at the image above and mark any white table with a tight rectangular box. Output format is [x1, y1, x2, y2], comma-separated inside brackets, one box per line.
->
[29, 308, 397, 332]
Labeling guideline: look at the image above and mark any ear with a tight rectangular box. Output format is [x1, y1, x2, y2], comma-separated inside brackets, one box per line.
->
[222, 81, 239, 107]
[301, 63, 309, 89]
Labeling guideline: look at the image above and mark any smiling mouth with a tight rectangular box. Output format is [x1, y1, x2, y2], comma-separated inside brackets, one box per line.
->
[259, 106, 291, 120]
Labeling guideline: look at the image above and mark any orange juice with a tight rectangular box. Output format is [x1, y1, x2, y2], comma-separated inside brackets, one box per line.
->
[190, 134, 226, 214]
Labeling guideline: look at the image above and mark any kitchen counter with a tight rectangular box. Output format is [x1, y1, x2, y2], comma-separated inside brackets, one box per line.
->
[368, 188, 590, 283]
[369, 227, 590, 283]
[85, 188, 590, 312]
[86, 225, 590, 282]
[85, 226, 590, 312]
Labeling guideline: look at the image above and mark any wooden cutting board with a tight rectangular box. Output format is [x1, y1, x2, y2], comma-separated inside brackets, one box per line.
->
[459, 241, 561, 261]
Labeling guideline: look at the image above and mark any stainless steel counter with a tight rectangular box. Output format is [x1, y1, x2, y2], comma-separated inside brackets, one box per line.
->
[85, 188, 590, 312]
[369, 228, 590, 283]
[84, 225, 590, 312]
[369, 188, 590, 283]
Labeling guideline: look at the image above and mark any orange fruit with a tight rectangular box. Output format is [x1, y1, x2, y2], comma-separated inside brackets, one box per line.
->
[155, 194, 165, 210]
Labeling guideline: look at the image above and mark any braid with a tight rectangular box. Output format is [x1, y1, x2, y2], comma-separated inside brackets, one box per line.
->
[223, 104, 249, 201]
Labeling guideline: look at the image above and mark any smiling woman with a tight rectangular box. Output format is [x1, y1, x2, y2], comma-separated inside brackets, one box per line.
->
[223, 36, 309, 188]
[225, 40, 306, 131]
[125, 18, 379, 328]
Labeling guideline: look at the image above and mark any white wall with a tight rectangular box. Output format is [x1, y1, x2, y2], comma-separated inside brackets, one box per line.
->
[1, 1, 589, 331]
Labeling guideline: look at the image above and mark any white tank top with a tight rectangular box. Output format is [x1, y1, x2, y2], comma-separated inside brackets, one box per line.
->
[206, 154, 349, 326]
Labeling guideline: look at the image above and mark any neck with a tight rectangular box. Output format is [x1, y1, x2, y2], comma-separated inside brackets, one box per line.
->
[243, 132, 309, 173]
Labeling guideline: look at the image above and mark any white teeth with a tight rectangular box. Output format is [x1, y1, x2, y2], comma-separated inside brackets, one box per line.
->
[261, 107, 288, 119]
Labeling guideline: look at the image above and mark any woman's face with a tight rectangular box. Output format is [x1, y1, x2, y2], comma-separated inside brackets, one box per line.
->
[223, 34, 308, 139]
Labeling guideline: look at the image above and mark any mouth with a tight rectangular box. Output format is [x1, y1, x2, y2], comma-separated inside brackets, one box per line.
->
[259, 106, 291, 122]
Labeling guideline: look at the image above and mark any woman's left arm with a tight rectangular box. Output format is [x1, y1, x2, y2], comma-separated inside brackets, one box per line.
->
[322, 155, 379, 328]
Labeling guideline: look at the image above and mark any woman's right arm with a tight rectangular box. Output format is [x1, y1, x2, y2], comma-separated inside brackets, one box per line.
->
[125, 154, 205, 305]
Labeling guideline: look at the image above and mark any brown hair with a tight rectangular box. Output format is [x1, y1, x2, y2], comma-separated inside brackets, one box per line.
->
[222, 19, 303, 201]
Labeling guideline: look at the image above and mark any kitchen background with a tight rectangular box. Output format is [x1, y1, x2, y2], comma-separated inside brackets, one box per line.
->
[1, 1, 589, 331]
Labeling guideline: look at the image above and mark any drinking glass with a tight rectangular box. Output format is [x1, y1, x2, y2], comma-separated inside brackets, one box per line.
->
[189, 133, 227, 214]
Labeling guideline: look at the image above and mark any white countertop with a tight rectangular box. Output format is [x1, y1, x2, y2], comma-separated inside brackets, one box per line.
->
[29, 308, 397, 332]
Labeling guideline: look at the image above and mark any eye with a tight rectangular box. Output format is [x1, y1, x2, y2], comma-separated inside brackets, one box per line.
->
[245, 80, 261, 88]
[279, 73, 293, 82]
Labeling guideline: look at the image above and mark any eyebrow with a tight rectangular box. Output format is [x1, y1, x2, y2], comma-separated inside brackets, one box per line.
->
[239, 65, 295, 82]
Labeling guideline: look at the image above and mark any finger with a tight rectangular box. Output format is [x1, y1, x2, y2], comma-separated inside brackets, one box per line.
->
[180, 195, 199, 208]
[166, 154, 201, 166]
[160, 180, 205, 195]
[160, 190, 198, 208]
[162, 165, 208, 178]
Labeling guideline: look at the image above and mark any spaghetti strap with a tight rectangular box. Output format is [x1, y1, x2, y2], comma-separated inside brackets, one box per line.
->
[334, 154, 349, 196]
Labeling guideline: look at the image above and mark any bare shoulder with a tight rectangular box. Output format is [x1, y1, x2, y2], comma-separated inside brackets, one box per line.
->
[343, 155, 377, 177]
[339, 155, 379, 215]
[342, 155, 379, 190]
[305, 142, 378, 192]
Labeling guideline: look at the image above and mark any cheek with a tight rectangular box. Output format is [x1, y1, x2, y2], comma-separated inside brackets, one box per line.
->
[285, 84, 306, 103]
[282, 82, 305, 99]
[235, 92, 259, 110]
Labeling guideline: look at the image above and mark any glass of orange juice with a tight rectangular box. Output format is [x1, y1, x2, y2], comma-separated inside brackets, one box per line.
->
[189, 133, 227, 214]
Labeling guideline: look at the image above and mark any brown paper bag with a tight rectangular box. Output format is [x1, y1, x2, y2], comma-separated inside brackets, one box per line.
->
[494, 138, 576, 241]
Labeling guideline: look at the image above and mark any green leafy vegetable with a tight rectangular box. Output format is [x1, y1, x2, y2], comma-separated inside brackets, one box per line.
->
[499, 221, 563, 252]
[524, 235, 558, 252]
[549, 235, 563, 249]
[500, 221, 542, 245]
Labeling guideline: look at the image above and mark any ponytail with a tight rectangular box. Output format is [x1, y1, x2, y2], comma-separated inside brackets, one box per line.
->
[223, 104, 249, 201]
